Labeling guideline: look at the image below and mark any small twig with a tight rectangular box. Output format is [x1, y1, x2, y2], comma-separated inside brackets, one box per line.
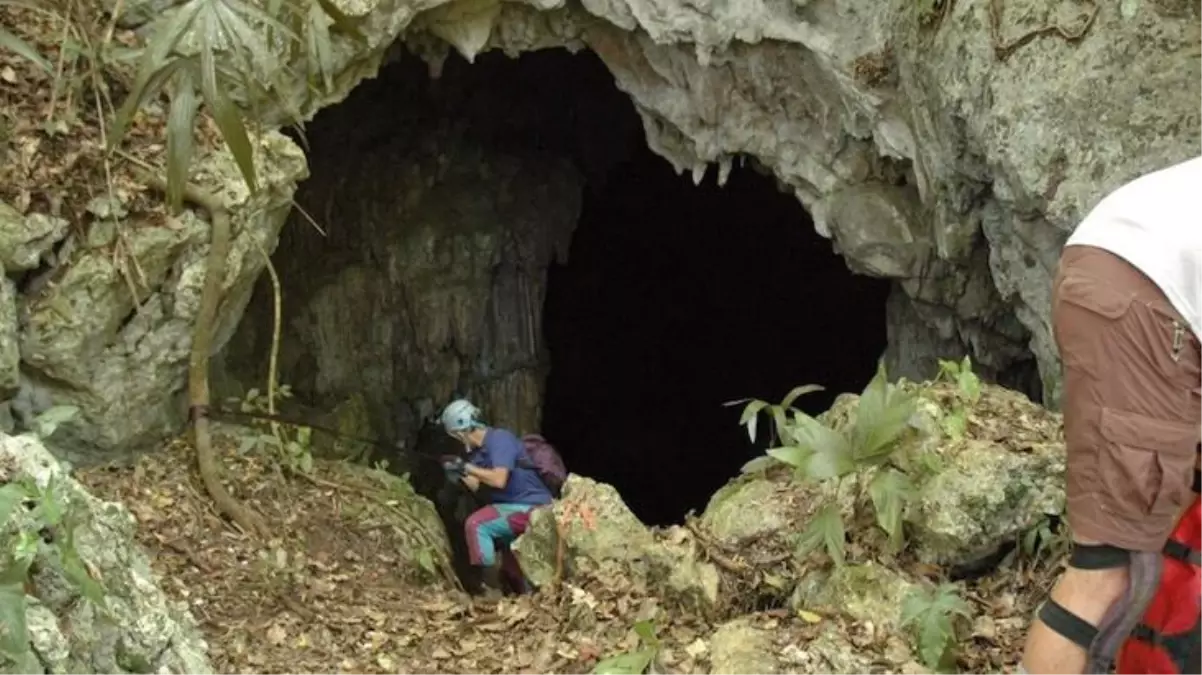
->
[290, 200, 326, 236]
[277, 588, 316, 621]
[153, 533, 212, 573]
[685, 521, 747, 573]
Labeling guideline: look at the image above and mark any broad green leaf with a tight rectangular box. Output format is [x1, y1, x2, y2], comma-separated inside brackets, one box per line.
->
[0, 581, 30, 660]
[237, 435, 260, 455]
[34, 475, 62, 527]
[32, 404, 79, 438]
[766, 446, 810, 469]
[739, 400, 768, 442]
[780, 384, 824, 410]
[930, 583, 973, 619]
[632, 619, 657, 646]
[739, 455, 778, 474]
[936, 358, 959, 381]
[416, 547, 435, 575]
[58, 539, 106, 606]
[795, 504, 846, 567]
[0, 483, 26, 528]
[789, 414, 852, 480]
[900, 584, 971, 672]
[165, 66, 201, 213]
[298, 452, 313, 473]
[199, 46, 257, 193]
[0, 27, 50, 72]
[592, 649, 655, 675]
[957, 366, 981, 404]
[851, 363, 915, 463]
[770, 405, 787, 442]
[941, 409, 966, 440]
[868, 469, 912, 551]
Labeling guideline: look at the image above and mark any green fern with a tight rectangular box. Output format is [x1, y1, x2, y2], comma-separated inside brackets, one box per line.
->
[900, 583, 972, 672]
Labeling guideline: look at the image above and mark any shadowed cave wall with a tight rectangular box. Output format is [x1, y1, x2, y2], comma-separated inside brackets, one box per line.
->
[217, 45, 892, 526]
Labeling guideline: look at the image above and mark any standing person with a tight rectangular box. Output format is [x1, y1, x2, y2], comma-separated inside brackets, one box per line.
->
[439, 399, 553, 595]
[1020, 156, 1202, 673]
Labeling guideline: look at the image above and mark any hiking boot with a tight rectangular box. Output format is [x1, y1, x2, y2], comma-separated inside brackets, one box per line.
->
[477, 564, 504, 597]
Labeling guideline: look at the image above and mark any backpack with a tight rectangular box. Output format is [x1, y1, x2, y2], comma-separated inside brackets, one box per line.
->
[517, 434, 567, 498]
[1116, 487, 1201, 674]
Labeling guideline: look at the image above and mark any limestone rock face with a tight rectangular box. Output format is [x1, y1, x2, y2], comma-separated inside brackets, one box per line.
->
[71, 0, 1196, 460]
[0, 432, 212, 674]
[6, 133, 307, 464]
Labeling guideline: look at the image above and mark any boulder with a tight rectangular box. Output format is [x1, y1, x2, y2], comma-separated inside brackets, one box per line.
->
[0, 432, 211, 674]
[511, 474, 720, 611]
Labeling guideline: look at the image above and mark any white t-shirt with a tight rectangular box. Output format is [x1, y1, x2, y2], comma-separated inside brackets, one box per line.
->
[1065, 156, 1202, 340]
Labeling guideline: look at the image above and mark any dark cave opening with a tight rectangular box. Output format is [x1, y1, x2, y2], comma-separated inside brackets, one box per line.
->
[259, 45, 892, 531]
[540, 124, 892, 528]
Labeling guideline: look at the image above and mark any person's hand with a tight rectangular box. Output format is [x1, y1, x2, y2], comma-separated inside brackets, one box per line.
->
[441, 456, 466, 482]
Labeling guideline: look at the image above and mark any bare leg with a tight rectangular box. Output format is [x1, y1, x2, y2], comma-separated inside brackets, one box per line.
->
[1021, 546, 1128, 674]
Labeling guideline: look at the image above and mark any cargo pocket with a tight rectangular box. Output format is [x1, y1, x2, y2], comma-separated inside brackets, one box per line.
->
[1054, 274, 1135, 371]
[1098, 407, 1199, 520]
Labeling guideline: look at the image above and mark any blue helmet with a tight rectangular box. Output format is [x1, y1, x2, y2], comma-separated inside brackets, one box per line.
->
[440, 399, 483, 433]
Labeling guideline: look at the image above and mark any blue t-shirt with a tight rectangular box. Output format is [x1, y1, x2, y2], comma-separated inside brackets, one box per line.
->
[470, 428, 553, 506]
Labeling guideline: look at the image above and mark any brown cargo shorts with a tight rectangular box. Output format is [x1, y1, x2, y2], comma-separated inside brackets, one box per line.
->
[1053, 245, 1201, 552]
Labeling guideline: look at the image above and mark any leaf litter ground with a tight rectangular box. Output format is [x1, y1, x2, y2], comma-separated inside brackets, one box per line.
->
[76, 426, 726, 674]
[76, 391, 1065, 674]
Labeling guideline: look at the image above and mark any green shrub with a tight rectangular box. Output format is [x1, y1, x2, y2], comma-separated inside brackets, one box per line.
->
[733, 362, 919, 564]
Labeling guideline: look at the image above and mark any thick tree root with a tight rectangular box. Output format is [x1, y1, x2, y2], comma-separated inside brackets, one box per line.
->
[142, 172, 266, 538]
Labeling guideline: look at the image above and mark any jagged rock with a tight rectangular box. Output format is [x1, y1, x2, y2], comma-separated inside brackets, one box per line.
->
[0, 432, 212, 674]
[707, 618, 778, 675]
[512, 474, 720, 610]
[0, 202, 69, 273]
[16, 133, 308, 464]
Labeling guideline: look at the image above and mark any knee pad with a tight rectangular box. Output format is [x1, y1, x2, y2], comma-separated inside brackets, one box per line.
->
[1036, 543, 1163, 674]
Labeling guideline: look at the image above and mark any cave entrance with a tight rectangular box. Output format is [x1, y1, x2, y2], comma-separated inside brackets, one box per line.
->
[226, 43, 892, 535]
[540, 112, 892, 528]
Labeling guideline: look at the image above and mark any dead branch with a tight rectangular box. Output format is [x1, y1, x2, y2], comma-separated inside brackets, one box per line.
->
[140, 171, 266, 538]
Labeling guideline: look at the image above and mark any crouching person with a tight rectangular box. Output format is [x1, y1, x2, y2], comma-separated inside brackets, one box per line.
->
[1020, 157, 1201, 674]
[440, 399, 552, 596]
